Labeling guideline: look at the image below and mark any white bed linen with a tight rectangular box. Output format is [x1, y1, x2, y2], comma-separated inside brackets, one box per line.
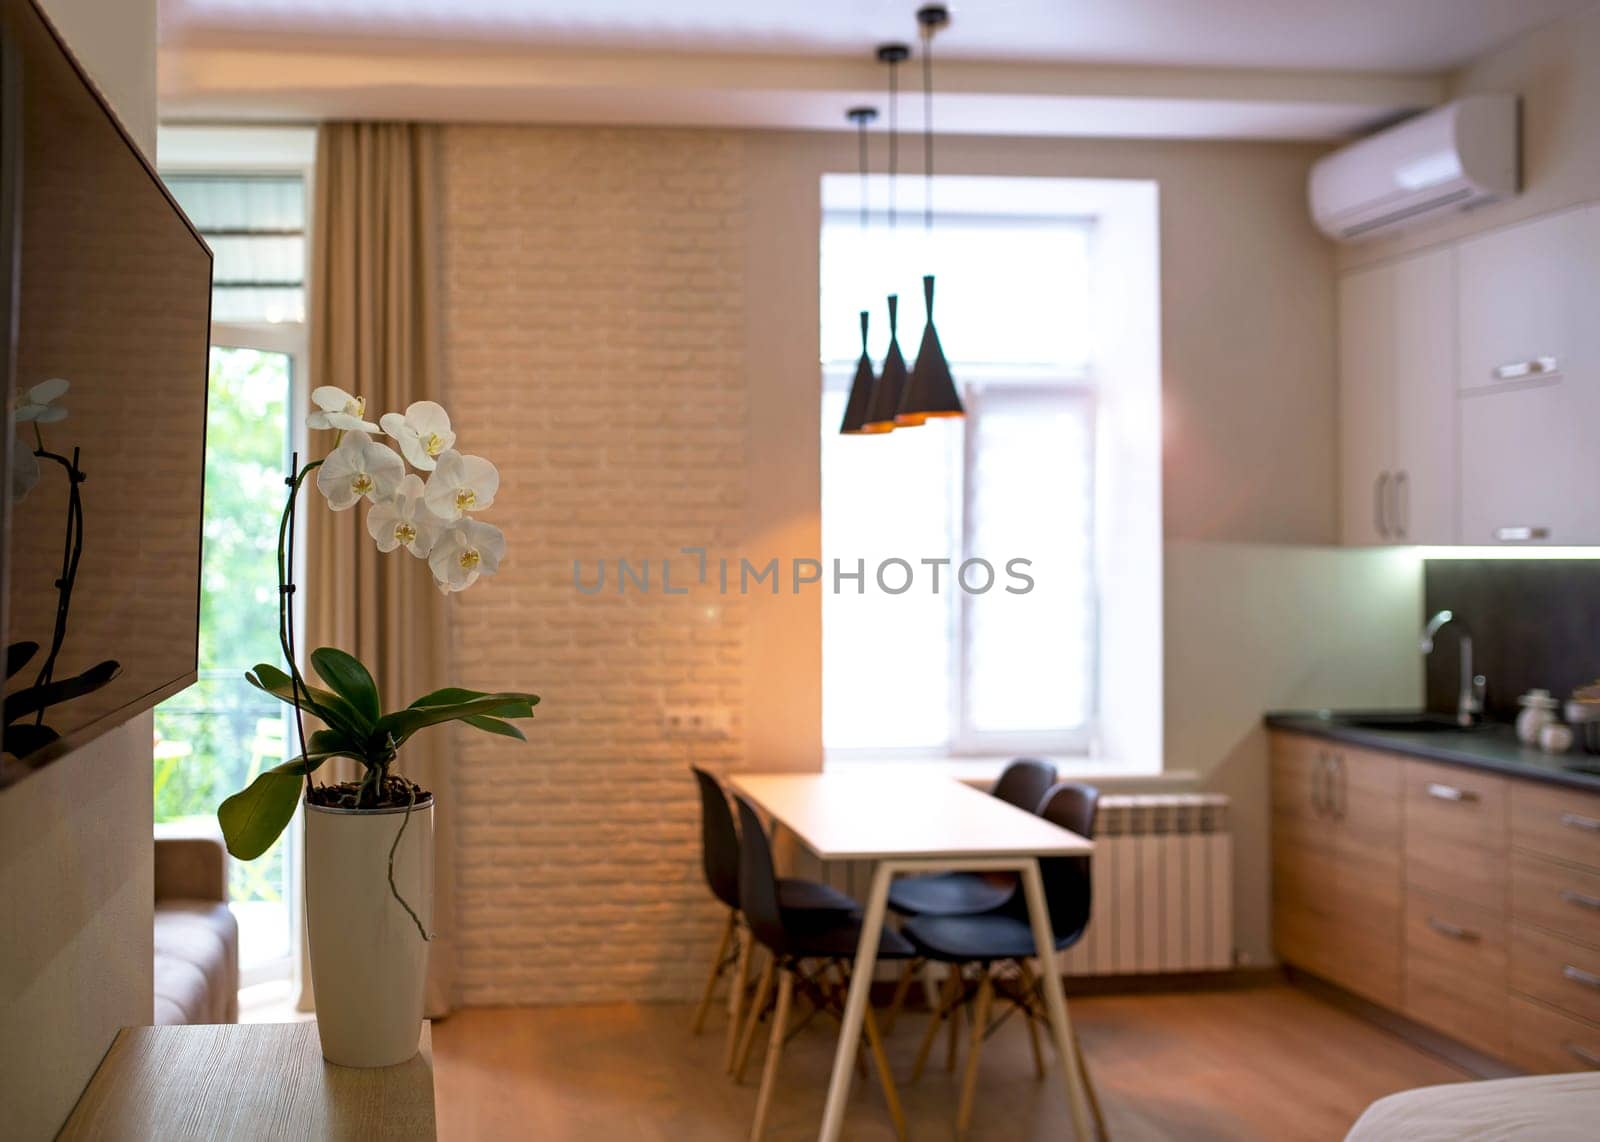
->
[1347, 1073, 1600, 1141]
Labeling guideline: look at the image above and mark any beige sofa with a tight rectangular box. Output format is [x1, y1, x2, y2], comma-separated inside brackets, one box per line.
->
[153, 835, 239, 1025]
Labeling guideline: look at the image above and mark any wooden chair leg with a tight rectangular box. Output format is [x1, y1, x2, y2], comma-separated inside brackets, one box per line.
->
[946, 967, 966, 1073]
[861, 1006, 908, 1142]
[724, 925, 754, 1072]
[1074, 1026, 1108, 1140]
[955, 969, 996, 1140]
[693, 909, 737, 1034]
[911, 968, 962, 1082]
[734, 953, 776, 1083]
[749, 968, 795, 1142]
[883, 959, 920, 1036]
[1016, 961, 1047, 1079]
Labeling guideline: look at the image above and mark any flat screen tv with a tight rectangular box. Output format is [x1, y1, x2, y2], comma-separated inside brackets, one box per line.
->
[0, 0, 211, 785]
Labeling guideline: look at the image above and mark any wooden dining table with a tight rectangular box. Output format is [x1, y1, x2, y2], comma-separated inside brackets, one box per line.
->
[730, 771, 1097, 1142]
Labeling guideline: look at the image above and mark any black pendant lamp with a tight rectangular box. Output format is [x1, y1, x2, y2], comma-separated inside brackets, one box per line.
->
[839, 107, 887, 435]
[898, 4, 964, 426]
[862, 43, 911, 434]
[863, 294, 909, 431]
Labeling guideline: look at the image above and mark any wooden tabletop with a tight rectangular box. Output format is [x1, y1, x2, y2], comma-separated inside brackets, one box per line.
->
[729, 772, 1093, 862]
[58, 1022, 435, 1141]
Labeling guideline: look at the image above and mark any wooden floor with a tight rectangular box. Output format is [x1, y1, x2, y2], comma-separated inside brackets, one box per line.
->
[432, 983, 1469, 1141]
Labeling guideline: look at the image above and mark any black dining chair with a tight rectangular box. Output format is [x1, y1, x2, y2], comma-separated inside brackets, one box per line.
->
[690, 768, 854, 1069]
[733, 794, 913, 1142]
[881, 758, 1056, 1033]
[901, 781, 1105, 1140]
[887, 759, 1056, 918]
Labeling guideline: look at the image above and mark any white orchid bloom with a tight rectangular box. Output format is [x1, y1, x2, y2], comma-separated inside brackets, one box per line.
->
[423, 449, 499, 521]
[15, 377, 69, 423]
[307, 385, 380, 433]
[428, 520, 506, 594]
[380, 400, 456, 471]
[366, 473, 441, 557]
[10, 438, 40, 500]
[316, 432, 404, 511]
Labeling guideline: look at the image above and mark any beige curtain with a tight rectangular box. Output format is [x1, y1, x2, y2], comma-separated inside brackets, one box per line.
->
[299, 122, 455, 1018]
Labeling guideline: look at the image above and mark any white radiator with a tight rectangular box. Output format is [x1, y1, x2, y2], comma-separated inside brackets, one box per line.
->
[1061, 793, 1233, 975]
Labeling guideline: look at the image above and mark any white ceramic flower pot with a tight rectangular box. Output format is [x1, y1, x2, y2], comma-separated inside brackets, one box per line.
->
[305, 796, 434, 1067]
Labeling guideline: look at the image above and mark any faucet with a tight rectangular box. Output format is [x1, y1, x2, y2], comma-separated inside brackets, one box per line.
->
[1421, 610, 1486, 727]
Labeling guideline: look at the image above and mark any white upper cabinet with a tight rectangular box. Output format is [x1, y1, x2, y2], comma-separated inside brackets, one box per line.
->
[1338, 246, 1457, 545]
[1457, 206, 1600, 545]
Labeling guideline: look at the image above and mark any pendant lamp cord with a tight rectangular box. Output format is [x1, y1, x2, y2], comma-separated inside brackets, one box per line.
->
[857, 112, 869, 231]
[888, 57, 898, 231]
[922, 28, 933, 231]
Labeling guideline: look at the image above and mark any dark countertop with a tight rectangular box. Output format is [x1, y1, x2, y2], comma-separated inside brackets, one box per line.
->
[1264, 711, 1600, 794]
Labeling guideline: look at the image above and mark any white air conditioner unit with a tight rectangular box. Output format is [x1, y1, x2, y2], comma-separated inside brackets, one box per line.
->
[1309, 95, 1518, 243]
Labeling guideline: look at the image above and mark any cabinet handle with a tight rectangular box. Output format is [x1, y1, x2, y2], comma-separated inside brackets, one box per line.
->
[1393, 471, 1409, 540]
[1566, 1042, 1600, 1068]
[1426, 916, 1479, 941]
[1331, 755, 1346, 820]
[1562, 889, 1600, 912]
[1495, 526, 1551, 542]
[1374, 472, 1390, 539]
[1563, 964, 1600, 991]
[1561, 812, 1600, 833]
[1492, 356, 1558, 382]
[1310, 755, 1327, 816]
[1425, 782, 1478, 803]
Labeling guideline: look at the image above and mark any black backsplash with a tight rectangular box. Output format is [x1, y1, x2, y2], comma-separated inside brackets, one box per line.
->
[1424, 560, 1600, 722]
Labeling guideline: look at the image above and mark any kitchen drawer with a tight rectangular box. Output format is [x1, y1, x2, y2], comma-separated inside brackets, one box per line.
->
[1509, 995, 1600, 1073]
[1404, 761, 1509, 905]
[1511, 782, 1600, 871]
[1404, 887, 1508, 1057]
[1512, 850, 1600, 948]
[1511, 922, 1600, 1025]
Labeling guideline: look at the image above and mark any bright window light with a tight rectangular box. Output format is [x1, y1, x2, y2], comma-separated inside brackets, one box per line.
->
[821, 203, 1099, 757]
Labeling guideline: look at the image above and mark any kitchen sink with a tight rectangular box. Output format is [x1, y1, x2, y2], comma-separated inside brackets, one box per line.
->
[1330, 712, 1475, 733]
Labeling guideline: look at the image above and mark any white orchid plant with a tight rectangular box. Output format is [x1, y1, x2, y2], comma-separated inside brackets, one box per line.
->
[218, 387, 538, 890]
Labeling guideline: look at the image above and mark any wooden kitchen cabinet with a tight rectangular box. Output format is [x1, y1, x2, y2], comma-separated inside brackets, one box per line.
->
[1338, 246, 1457, 545]
[1271, 729, 1600, 1072]
[1270, 733, 1403, 1006]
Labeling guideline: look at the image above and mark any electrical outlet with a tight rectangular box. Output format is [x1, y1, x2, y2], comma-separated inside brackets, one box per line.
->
[662, 705, 732, 739]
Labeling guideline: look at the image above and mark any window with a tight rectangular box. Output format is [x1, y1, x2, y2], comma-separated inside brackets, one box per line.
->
[820, 176, 1161, 764]
[155, 163, 310, 985]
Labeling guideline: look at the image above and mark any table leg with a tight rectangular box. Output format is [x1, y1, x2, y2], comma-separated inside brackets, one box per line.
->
[1019, 859, 1093, 1140]
[817, 860, 893, 1142]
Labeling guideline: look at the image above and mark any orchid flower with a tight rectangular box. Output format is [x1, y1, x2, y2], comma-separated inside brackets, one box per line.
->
[15, 377, 69, 423]
[380, 401, 456, 471]
[10, 439, 39, 500]
[423, 449, 499, 521]
[316, 432, 404, 511]
[307, 385, 380, 433]
[366, 473, 441, 557]
[428, 520, 505, 594]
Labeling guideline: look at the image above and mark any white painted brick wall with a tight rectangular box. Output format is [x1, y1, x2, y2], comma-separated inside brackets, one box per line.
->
[439, 126, 749, 1005]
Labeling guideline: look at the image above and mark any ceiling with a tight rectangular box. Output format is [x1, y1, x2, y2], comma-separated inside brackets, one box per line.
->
[156, 1, 1596, 141]
[160, 0, 1592, 72]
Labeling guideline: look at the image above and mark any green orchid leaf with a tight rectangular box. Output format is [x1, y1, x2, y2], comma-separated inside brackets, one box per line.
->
[6, 640, 40, 680]
[3, 659, 120, 725]
[267, 751, 356, 777]
[462, 714, 526, 742]
[245, 664, 370, 739]
[308, 727, 361, 757]
[218, 770, 302, 860]
[309, 647, 382, 725]
[406, 686, 486, 709]
[377, 694, 540, 743]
